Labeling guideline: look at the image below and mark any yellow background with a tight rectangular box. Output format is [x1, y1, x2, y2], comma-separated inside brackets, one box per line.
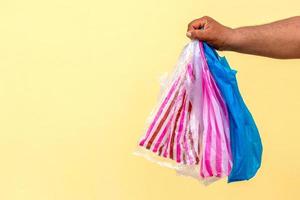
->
[0, 0, 299, 199]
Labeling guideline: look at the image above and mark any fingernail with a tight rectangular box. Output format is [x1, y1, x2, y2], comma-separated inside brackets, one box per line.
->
[186, 32, 191, 38]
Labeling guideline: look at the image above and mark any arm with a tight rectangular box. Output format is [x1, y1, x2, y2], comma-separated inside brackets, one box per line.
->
[186, 16, 300, 59]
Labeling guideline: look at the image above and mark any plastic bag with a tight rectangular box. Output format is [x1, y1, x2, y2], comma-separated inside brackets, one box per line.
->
[202, 42, 263, 183]
[134, 40, 233, 184]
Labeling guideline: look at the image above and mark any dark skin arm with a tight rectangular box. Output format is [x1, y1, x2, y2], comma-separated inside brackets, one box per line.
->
[186, 16, 300, 59]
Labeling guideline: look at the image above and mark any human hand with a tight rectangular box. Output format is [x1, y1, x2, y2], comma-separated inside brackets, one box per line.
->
[186, 16, 234, 51]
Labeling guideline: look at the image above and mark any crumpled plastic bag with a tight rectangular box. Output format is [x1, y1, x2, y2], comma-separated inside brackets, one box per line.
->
[134, 40, 262, 184]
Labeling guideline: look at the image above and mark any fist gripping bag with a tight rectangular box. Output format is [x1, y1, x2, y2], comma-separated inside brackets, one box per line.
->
[202, 42, 263, 183]
[134, 40, 232, 184]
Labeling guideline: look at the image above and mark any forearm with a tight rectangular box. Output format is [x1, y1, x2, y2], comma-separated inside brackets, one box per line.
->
[227, 16, 300, 59]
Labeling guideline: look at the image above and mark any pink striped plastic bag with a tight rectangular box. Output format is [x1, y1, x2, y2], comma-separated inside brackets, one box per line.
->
[134, 40, 232, 184]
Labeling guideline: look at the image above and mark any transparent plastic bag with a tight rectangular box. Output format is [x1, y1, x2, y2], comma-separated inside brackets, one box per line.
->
[133, 40, 232, 185]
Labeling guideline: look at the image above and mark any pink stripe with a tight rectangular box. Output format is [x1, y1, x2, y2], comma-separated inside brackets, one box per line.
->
[181, 101, 190, 164]
[182, 124, 191, 163]
[175, 92, 188, 163]
[203, 80, 213, 177]
[158, 128, 171, 156]
[175, 93, 190, 163]
[162, 111, 176, 158]
[162, 133, 171, 158]
[187, 63, 195, 80]
[204, 117, 213, 176]
[210, 100, 223, 176]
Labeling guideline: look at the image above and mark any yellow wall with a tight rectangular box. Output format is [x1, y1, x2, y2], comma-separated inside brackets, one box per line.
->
[0, 1, 299, 199]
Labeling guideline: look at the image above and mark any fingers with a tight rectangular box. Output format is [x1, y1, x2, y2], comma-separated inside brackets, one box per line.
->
[186, 16, 211, 40]
[187, 16, 210, 32]
[186, 29, 208, 40]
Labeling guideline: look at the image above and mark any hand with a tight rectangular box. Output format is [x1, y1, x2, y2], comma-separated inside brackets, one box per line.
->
[186, 16, 234, 51]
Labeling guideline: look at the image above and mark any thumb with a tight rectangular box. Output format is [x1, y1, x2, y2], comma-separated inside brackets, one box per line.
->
[186, 29, 207, 41]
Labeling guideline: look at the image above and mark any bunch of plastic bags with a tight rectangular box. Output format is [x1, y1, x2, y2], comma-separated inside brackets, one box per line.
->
[134, 40, 263, 184]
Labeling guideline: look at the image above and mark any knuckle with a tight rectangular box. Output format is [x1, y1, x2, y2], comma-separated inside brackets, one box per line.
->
[202, 16, 212, 22]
